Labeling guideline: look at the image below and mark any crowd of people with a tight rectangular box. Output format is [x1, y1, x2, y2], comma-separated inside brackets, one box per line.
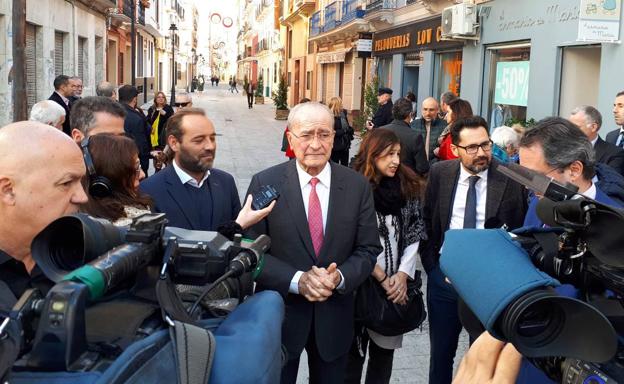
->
[3, 71, 624, 384]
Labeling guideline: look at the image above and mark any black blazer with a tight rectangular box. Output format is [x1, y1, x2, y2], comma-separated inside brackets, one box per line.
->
[372, 100, 393, 128]
[380, 119, 429, 175]
[594, 137, 624, 175]
[123, 104, 152, 159]
[419, 159, 528, 273]
[48, 92, 71, 135]
[139, 165, 241, 231]
[246, 161, 381, 362]
[606, 128, 622, 145]
[147, 104, 175, 148]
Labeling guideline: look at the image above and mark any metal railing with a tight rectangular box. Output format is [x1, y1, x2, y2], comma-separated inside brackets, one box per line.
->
[366, 0, 396, 13]
[322, 1, 339, 32]
[310, 10, 322, 36]
[341, 0, 365, 24]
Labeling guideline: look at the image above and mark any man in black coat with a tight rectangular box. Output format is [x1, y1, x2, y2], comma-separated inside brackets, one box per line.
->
[380, 97, 429, 175]
[118, 85, 151, 175]
[48, 74, 75, 135]
[570, 105, 624, 176]
[419, 116, 527, 384]
[367, 87, 393, 129]
[247, 102, 381, 384]
[606, 90, 624, 148]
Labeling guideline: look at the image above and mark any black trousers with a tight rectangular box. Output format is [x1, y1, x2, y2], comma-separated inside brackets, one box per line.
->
[330, 149, 349, 166]
[345, 326, 395, 384]
[247, 93, 254, 108]
[280, 323, 348, 384]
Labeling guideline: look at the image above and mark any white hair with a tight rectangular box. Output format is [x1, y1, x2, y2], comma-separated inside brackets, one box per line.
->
[491, 125, 520, 149]
[287, 102, 333, 132]
[29, 100, 66, 127]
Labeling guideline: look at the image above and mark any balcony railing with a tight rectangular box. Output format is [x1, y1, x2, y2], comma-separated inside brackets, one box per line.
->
[138, 3, 145, 25]
[310, 10, 322, 37]
[121, 1, 145, 25]
[323, 2, 338, 32]
[366, 0, 396, 12]
[341, 0, 365, 24]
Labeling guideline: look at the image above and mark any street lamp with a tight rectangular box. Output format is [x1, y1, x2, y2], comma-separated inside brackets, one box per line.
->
[169, 23, 178, 105]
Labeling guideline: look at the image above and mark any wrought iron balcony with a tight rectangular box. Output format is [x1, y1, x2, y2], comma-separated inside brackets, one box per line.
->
[322, 1, 339, 32]
[341, 0, 365, 24]
[365, 0, 396, 13]
[310, 10, 322, 37]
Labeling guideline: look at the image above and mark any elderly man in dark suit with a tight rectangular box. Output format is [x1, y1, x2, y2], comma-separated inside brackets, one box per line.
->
[570, 105, 624, 176]
[419, 116, 528, 384]
[48, 74, 75, 135]
[247, 102, 382, 384]
[380, 97, 429, 175]
[140, 108, 241, 231]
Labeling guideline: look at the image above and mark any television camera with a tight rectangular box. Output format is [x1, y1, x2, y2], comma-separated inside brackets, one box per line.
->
[1, 212, 270, 376]
[441, 162, 624, 383]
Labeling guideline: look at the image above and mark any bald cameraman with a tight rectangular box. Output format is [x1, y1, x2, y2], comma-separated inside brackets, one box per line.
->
[0, 121, 88, 378]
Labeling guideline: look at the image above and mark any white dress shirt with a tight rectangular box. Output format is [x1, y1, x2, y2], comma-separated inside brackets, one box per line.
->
[289, 161, 345, 294]
[55, 91, 70, 106]
[172, 159, 210, 188]
[449, 165, 489, 230]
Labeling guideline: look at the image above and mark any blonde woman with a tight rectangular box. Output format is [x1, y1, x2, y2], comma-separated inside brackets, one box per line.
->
[147, 92, 174, 171]
[328, 96, 354, 166]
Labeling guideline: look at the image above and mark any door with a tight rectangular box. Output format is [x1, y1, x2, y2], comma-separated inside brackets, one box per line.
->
[25, 23, 37, 112]
[294, 59, 300, 104]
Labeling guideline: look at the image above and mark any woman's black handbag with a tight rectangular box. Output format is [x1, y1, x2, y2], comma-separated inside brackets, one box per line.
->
[354, 270, 427, 337]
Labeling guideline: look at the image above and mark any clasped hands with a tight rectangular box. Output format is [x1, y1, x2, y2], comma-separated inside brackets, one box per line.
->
[298, 262, 342, 302]
[381, 271, 408, 305]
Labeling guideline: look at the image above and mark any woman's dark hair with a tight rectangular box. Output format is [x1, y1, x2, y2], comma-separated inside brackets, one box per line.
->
[352, 128, 425, 200]
[447, 98, 473, 124]
[81, 134, 152, 222]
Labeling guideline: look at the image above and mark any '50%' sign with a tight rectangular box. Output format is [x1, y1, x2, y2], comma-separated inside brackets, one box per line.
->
[494, 61, 530, 107]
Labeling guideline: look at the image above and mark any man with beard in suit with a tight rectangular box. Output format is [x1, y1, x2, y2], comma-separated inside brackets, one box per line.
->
[570, 105, 624, 175]
[247, 102, 382, 384]
[419, 115, 528, 384]
[605, 90, 624, 147]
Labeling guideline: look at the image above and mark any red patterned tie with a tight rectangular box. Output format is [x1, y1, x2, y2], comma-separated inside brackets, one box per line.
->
[308, 177, 324, 258]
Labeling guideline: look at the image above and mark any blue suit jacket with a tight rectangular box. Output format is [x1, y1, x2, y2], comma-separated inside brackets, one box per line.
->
[139, 165, 241, 231]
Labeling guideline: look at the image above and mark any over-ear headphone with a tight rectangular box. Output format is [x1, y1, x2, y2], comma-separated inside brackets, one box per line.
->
[81, 137, 113, 198]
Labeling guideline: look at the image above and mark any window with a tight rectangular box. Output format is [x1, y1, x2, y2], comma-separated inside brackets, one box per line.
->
[287, 71, 291, 86]
[274, 62, 277, 83]
[26, 23, 38, 112]
[54, 31, 64, 76]
[306, 71, 312, 90]
[377, 57, 392, 88]
[433, 51, 462, 99]
[78, 37, 87, 82]
[486, 44, 531, 128]
[287, 29, 292, 59]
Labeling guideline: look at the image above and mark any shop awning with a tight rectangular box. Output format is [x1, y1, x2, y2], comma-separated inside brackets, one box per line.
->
[316, 47, 352, 64]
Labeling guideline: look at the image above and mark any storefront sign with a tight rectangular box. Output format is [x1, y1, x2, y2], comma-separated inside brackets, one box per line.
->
[317, 48, 351, 64]
[494, 61, 530, 107]
[372, 17, 461, 55]
[578, 0, 621, 42]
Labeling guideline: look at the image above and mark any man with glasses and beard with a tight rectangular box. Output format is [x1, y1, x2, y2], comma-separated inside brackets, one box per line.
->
[419, 116, 527, 384]
[139, 108, 241, 231]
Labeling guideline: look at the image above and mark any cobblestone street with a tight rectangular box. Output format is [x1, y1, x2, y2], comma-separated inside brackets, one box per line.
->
[192, 86, 469, 383]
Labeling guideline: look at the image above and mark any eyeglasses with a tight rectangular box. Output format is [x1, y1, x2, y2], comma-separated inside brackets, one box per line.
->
[290, 130, 335, 143]
[455, 140, 493, 155]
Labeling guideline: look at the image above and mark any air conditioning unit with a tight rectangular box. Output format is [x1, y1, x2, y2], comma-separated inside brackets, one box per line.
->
[441, 3, 478, 38]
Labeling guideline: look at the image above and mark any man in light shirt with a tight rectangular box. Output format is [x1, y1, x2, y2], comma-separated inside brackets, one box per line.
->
[420, 116, 527, 384]
[246, 102, 381, 384]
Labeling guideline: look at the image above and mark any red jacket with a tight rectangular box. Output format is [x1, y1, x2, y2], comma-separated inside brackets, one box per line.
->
[437, 134, 458, 161]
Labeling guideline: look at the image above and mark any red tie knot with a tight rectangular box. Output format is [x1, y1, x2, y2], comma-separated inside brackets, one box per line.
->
[310, 177, 320, 188]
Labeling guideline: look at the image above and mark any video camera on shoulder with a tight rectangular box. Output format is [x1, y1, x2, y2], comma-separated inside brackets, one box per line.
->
[5, 213, 270, 374]
[441, 163, 624, 383]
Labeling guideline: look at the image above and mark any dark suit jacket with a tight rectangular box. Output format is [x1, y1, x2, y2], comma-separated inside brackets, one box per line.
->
[139, 165, 241, 230]
[594, 136, 624, 175]
[246, 161, 381, 362]
[380, 119, 429, 175]
[606, 128, 622, 145]
[419, 159, 528, 272]
[123, 104, 152, 160]
[410, 117, 447, 160]
[48, 92, 71, 135]
[372, 100, 393, 128]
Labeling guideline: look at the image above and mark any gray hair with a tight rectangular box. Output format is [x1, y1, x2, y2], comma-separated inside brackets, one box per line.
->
[287, 102, 334, 132]
[29, 100, 66, 127]
[96, 81, 116, 98]
[70, 96, 126, 135]
[570, 105, 602, 130]
[440, 91, 457, 105]
[491, 126, 520, 149]
[520, 117, 595, 180]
